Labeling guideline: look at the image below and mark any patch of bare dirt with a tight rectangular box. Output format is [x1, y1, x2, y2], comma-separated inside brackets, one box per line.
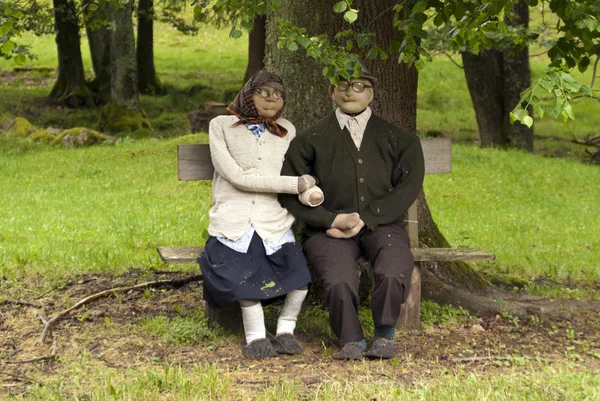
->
[0, 68, 57, 87]
[1, 269, 600, 397]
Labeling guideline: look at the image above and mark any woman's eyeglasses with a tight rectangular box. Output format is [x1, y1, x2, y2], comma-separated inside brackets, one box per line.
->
[335, 81, 372, 93]
[253, 88, 283, 100]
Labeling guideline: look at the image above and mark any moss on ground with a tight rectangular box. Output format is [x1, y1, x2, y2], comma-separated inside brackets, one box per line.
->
[54, 127, 116, 147]
[31, 130, 56, 143]
[9, 117, 36, 136]
[98, 103, 151, 133]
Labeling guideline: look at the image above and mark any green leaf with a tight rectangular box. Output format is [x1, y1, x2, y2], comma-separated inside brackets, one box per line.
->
[333, 1, 347, 13]
[13, 11, 23, 19]
[346, 40, 353, 51]
[286, 41, 298, 51]
[14, 54, 26, 65]
[433, 13, 444, 27]
[322, 65, 336, 77]
[563, 101, 574, 120]
[229, 27, 243, 39]
[344, 10, 358, 23]
[534, 103, 545, 120]
[1, 40, 15, 55]
[411, 0, 427, 14]
[297, 36, 310, 48]
[578, 57, 590, 73]
[522, 115, 534, 128]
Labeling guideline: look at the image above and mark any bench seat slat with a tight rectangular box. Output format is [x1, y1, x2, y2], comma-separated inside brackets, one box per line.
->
[157, 246, 495, 264]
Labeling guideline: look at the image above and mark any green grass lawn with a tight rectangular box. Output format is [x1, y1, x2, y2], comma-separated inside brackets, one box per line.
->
[1, 134, 598, 294]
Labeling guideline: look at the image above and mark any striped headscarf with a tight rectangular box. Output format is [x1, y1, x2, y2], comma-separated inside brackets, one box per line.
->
[226, 70, 288, 137]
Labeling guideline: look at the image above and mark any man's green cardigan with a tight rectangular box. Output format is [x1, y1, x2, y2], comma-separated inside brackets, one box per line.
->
[280, 111, 425, 238]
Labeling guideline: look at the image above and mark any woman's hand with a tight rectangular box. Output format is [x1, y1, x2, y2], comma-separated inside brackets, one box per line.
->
[297, 175, 316, 192]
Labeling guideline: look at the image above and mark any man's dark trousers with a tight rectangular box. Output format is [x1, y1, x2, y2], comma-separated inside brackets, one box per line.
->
[303, 222, 413, 346]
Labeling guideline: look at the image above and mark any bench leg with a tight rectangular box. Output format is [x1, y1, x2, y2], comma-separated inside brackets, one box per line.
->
[204, 303, 244, 335]
[397, 263, 421, 330]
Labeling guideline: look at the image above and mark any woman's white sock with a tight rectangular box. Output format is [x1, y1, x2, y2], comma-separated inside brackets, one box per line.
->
[276, 288, 308, 335]
[240, 302, 266, 344]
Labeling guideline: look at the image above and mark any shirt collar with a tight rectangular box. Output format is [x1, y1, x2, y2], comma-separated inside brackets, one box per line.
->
[335, 107, 372, 131]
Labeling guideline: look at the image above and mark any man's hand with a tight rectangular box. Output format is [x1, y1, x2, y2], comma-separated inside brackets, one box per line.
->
[326, 219, 365, 238]
[331, 213, 361, 230]
[298, 175, 316, 192]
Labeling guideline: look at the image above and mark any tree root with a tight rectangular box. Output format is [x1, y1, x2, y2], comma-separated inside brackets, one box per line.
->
[39, 274, 203, 343]
[421, 265, 600, 321]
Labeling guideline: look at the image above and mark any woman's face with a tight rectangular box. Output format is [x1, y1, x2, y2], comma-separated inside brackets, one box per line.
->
[252, 84, 285, 118]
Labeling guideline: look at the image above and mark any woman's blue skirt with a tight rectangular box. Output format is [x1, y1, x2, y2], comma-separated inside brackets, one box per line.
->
[199, 232, 311, 308]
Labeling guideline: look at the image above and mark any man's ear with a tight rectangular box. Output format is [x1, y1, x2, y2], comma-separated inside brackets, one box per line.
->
[328, 85, 335, 100]
[367, 88, 374, 104]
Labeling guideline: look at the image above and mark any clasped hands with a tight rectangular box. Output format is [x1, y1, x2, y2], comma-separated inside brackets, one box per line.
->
[297, 175, 323, 206]
[326, 213, 364, 239]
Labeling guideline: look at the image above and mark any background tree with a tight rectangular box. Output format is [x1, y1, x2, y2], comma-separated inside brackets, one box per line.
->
[49, 0, 94, 107]
[97, 0, 150, 132]
[137, 0, 165, 95]
[83, 0, 111, 103]
[461, 0, 533, 150]
[243, 15, 266, 82]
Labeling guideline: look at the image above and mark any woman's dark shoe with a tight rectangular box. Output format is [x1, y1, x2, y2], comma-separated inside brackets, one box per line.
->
[270, 333, 304, 354]
[242, 338, 278, 359]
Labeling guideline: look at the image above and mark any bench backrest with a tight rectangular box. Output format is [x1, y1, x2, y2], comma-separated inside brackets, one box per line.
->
[177, 138, 452, 248]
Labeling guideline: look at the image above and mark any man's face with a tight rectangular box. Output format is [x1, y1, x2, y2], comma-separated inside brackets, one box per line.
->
[252, 84, 284, 118]
[331, 78, 374, 114]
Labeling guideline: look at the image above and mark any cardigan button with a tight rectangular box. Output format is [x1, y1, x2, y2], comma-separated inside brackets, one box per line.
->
[360, 196, 365, 201]
[359, 178, 364, 183]
[358, 159, 363, 164]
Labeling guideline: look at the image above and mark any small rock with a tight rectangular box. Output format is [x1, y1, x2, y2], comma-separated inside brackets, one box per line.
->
[470, 324, 485, 334]
[46, 127, 62, 136]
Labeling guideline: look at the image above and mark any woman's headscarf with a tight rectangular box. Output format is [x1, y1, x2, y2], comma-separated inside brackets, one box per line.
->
[226, 70, 288, 137]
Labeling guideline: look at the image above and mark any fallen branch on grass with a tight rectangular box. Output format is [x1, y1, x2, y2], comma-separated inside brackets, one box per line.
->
[451, 355, 554, 364]
[0, 371, 43, 385]
[0, 298, 43, 308]
[39, 274, 203, 343]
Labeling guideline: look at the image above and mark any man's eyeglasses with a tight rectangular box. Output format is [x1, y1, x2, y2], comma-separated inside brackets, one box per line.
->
[253, 88, 283, 100]
[335, 81, 373, 93]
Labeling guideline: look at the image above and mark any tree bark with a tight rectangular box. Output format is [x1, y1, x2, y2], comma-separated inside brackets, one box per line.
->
[97, 1, 150, 133]
[503, 1, 533, 151]
[49, 0, 94, 108]
[243, 15, 267, 83]
[266, 0, 498, 315]
[462, 0, 533, 150]
[137, 0, 165, 95]
[83, 0, 111, 104]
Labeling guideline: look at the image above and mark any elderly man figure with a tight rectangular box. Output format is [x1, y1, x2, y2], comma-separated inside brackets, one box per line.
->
[279, 67, 425, 360]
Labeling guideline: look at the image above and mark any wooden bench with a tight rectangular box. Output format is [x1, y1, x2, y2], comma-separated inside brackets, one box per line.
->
[157, 138, 495, 330]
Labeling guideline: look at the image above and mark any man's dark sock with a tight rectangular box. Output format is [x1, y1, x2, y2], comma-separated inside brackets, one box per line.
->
[374, 325, 395, 340]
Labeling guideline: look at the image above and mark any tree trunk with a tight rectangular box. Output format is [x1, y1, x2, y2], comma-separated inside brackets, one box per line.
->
[266, 0, 498, 315]
[97, 1, 150, 133]
[137, 0, 165, 95]
[83, 0, 111, 104]
[243, 15, 267, 83]
[461, 49, 506, 147]
[503, 0, 533, 151]
[462, 0, 533, 150]
[49, 0, 94, 108]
